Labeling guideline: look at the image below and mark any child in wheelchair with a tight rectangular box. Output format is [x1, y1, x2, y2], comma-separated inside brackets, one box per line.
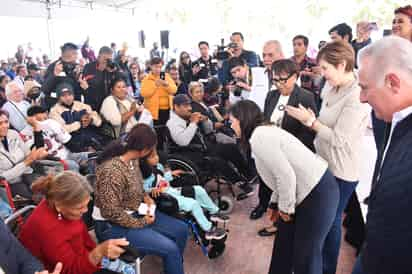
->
[140, 149, 229, 241]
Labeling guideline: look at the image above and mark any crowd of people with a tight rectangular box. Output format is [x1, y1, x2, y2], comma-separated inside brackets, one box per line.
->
[1, 4, 412, 274]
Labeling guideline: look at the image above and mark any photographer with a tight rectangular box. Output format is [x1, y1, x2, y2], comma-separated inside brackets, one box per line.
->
[218, 32, 259, 84]
[192, 41, 218, 83]
[83, 46, 124, 112]
[42, 43, 83, 110]
[226, 57, 252, 105]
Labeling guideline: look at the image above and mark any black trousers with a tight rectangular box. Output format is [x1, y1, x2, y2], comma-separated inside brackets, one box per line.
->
[154, 109, 171, 150]
[258, 178, 273, 210]
[180, 143, 252, 183]
[209, 143, 253, 182]
[10, 181, 33, 199]
[343, 192, 365, 254]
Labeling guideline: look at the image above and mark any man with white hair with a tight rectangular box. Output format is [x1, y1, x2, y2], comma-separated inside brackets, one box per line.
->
[1, 81, 30, 131]
[354, 36, 412, 274]
[250, 40, 285, 221]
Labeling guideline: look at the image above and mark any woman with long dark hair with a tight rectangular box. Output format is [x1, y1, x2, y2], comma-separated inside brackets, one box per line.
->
[178, 51, 193, 85]
[93, 124, 188, 274]
[229, 100, 339, 274]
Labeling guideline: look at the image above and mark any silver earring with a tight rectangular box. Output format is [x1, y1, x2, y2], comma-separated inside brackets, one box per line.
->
[57, 212, 62, 220]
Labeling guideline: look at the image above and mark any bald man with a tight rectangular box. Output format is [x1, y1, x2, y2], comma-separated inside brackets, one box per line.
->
[248, 41, 285, 111]
[250, 40, 285, 221]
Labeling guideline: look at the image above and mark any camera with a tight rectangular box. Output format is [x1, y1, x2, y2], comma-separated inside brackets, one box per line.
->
[230, 80, 243, 97]
[160, 71, 166, 80]
[106, 58, 116, 70]
[214, 39, 238, 61]
[62, 61, 77, 77]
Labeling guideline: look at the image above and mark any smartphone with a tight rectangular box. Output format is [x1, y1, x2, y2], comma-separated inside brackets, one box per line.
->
[160, 71, 165, 80]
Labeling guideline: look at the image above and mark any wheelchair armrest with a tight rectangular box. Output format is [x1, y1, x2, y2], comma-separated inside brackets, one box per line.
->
[5, 205, 36, 225]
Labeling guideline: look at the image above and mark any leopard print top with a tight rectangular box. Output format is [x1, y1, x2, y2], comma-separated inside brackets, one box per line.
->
[95, 157, 147, 228]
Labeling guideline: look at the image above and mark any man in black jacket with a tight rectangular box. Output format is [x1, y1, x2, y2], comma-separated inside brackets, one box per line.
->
[42, 43, 85, 110]
[353, 36, 412, 274]
[192, 41, 218, 83]
[219, 32, 259, 85]
[83, 46, 124, 112]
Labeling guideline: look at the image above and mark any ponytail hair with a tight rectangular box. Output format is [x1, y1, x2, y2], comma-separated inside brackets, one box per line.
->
[31, 171, 92, 207]
[97, 123, 157, 165]
[96, 140, 127, 165]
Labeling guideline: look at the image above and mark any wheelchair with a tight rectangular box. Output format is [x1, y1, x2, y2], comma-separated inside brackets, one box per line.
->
[154, 125, 251, 214]
[154, 192, 228, 259]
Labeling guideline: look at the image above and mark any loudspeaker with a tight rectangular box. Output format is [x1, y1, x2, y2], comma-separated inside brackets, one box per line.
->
[138, 30, 145, 48]
[160, 30, 170, 49]
[383, 29, 392, 36]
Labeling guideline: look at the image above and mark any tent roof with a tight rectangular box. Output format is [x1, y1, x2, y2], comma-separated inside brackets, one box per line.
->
[20, 0, 140, 11]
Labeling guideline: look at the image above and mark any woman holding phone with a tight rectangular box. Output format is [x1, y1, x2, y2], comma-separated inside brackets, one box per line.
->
[100, 78, 153, 138]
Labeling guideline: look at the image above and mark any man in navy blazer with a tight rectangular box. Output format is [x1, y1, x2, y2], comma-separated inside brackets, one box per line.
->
[355, 36, 412, 274]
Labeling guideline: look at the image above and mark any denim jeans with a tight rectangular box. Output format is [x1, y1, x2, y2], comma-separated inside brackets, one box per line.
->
[268, 170, 339, 274]
[99, 211, 188, 274]
[323, 177, 358, 274]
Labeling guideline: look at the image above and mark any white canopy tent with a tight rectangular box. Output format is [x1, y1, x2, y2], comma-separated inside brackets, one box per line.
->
[0, 0, 408, 61]
[0, 0, 148, 59]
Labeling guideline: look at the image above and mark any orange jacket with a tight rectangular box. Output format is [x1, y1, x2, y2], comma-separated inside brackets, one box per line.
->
[141, 72, 177, 120]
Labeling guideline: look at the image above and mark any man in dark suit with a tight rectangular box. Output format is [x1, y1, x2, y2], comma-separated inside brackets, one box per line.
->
[251, 59, 318, 236]
[353, 36, 412, 274]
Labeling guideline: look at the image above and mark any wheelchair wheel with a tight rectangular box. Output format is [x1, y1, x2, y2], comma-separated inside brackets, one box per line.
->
[167, 155, 201, 185]
[214, 195, 234, 215]
[208, 242, 226, 259]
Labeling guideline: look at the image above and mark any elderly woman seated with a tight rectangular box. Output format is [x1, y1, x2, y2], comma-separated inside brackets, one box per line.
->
[0, 109, 48, 198]
[188, 81, 235, 143]
[1, 81, 31, 131]
[20, 171, 129, 274]
[100, 78, 153, 139]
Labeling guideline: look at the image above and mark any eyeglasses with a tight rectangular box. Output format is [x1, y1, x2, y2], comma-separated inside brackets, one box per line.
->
[272, 73, 295, 85]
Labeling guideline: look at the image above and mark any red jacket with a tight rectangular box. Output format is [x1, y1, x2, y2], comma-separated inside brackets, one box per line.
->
[20, 200, 99, 274]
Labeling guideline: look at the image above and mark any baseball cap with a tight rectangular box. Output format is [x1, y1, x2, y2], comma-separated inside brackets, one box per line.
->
[173, 94, 191, 106]
[56, 82, 74, 98]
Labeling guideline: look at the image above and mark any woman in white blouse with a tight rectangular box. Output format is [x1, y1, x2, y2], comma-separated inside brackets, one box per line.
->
[100, 78, 153, 138]
[286, 40, 369, 274]
[230, 100, 339, 274]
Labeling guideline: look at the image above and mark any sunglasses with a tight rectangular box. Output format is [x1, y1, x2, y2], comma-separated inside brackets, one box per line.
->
[272, 73, 295, 85]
